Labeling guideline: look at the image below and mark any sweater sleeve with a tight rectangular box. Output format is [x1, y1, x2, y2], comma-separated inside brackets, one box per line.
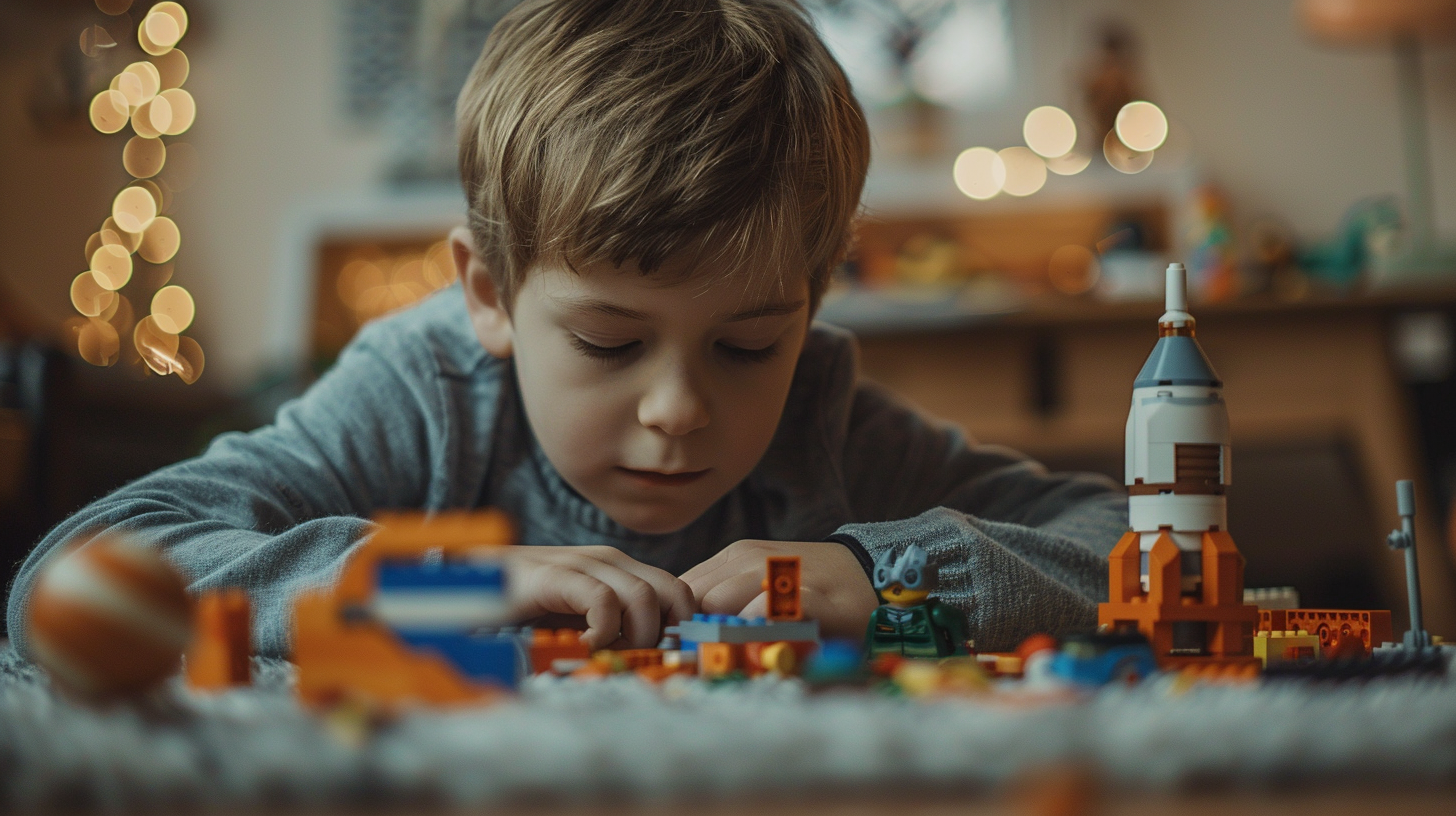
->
[829, 381, 1129, 652]
[4, 320, 453, 659]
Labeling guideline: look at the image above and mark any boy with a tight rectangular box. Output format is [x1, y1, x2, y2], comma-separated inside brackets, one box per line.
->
[5, 0, 1125, 657]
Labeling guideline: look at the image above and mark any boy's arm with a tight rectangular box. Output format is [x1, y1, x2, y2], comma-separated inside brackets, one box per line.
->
[829, 382, 1128, 652]
[4, 321, 451, 659]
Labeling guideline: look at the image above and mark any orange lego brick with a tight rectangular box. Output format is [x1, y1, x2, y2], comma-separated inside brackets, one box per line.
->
[617, 649, 665, 670]
[528, 629, 589, 674]
[186, 588, 252, 691]
[698, 642, 745, 678]
[1258, 609, 1392, 657]
[763, 556, 802, 621]
[1098, 530, 1260, 668]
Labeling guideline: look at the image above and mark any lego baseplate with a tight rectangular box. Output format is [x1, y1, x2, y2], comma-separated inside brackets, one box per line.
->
[5, 645, 1456, 811]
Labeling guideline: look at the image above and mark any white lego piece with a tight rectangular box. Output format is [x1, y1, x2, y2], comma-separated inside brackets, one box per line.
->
[370, 590, 511, 631]
[1137, 530, 1205, 553]
[1125, 385, 1230, 487]
[1128, 494, 1227, 537]
[1243, 586, 1301, 610]
[1160, 262, 1192, 327]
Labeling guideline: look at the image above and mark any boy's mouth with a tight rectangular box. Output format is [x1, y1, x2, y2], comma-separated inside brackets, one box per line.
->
[615, 467, 710, 486]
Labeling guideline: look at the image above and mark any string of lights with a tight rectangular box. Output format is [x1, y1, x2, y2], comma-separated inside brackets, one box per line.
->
[74, 1, 202, 384]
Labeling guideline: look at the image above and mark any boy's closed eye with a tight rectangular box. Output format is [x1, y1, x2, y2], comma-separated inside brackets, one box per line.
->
[714, 340, 780, 364]
[565, 331, 786, 365]
[569, 333, 642, 360]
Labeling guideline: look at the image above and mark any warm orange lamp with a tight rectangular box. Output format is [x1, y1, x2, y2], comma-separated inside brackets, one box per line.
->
[1299, 0, 1456, 280]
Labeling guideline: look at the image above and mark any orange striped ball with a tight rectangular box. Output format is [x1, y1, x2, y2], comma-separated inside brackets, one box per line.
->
[27, 534, 195, 700]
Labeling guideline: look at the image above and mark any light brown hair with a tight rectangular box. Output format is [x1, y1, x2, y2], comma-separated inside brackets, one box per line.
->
[456, 0, 870, 311]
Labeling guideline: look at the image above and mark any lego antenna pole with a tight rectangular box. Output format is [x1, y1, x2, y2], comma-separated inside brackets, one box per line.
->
[1159, 263, 1192, 328]
[1386, 479, 1430, 649]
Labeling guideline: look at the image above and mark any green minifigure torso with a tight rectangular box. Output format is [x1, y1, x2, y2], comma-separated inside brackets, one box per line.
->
[865, 598, 968, 658]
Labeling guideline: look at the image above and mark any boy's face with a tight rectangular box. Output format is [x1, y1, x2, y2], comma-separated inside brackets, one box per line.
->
[458, 233, 811, 535]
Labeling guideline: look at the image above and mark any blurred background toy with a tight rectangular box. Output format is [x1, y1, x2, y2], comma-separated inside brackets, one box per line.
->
[185, 587, 253, 691]
[291, 510, 517, 708]
[1047, 630, 1157, 687]
[1186, 187, 1239, 303]
[25, 532, 195, 701]
[1297, 197, 1402, 290]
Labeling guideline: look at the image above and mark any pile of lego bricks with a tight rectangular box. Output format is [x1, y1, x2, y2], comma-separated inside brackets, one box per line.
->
[3, 644, 1456, 812]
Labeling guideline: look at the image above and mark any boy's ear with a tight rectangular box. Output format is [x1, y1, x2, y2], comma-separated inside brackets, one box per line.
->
[451, 226, 513, 358]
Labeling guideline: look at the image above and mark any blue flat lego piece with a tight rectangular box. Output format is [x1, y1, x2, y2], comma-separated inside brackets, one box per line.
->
[393, 630, 520, 689]
[378, 560, 505, 591]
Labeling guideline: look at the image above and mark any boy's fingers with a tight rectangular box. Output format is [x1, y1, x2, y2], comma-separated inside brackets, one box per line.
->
[602, 560, 697, 629]
[681, 545, 768, 602]
[736, 591, 770, 620]
[698, 570, 767, 616]
[574, 564, 662, 649]
[520, 567, 624, 650]
[576, 547, 695, 629]
[677, 547, 732, 586]
[651, 573, 697, 627]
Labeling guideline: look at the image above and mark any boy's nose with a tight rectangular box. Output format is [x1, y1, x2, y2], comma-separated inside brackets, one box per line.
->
[637, 366, 710, 436]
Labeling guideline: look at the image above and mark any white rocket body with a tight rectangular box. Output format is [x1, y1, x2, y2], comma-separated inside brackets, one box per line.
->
[1125, 264, 1231, 587]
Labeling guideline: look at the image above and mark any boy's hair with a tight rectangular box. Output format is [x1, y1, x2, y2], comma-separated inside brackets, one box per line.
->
[456, 0, 869, 311]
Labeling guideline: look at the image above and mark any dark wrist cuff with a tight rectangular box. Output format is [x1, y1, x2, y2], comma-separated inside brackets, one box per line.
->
[826, 532, 875, 580]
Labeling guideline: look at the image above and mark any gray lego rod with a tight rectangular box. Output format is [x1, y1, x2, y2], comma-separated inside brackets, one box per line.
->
[1386, 479, 1430, 649]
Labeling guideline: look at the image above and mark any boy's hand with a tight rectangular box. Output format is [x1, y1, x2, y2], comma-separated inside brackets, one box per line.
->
[679, 540, 879, 639]
[503, 546, 696, 650]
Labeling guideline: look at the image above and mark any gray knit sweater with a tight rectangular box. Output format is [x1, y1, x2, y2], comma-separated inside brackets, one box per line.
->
[5, 286, 1128, 656]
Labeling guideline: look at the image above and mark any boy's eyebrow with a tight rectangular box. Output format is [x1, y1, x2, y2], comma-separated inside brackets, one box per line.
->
[722, 299, 807, 322]
[553, 297, 807, 322]
[556, 298, 651, 321]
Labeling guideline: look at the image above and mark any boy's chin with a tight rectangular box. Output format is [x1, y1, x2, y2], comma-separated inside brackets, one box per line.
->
[598, 498, 711, 536]
[605, 510, 698, 536]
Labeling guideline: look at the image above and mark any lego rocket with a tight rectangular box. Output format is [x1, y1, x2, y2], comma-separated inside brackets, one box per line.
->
[1124, 262, 1230, 592]
[1101, 262, 1258, 666]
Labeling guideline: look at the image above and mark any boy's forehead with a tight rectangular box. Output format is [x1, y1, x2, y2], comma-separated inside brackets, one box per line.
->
[533, 256, 808, 321]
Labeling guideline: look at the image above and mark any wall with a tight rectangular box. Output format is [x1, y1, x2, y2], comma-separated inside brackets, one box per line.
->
[2, 0, 1454, 389]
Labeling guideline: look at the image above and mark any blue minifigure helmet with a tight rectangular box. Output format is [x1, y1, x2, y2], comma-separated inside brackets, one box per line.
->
[872, 544, 934, 592]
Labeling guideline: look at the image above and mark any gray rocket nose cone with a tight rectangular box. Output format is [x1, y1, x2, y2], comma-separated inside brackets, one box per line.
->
[1134, 335, 1221, 388]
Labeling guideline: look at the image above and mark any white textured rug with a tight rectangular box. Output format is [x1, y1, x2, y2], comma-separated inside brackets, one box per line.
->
[3, 646, 1456, 811]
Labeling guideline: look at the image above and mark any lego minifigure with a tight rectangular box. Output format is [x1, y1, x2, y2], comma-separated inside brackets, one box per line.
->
[864, 544, 970, 658]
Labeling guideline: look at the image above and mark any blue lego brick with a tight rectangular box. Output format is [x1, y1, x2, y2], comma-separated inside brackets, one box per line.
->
[373, 560, 510, 630]
[1046, 634, 1158, 687]
[804, 639, 864, 683]
[393, 630, 520, 689]
[378, 560, 505, 591]
[677, 613, 819, 646]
